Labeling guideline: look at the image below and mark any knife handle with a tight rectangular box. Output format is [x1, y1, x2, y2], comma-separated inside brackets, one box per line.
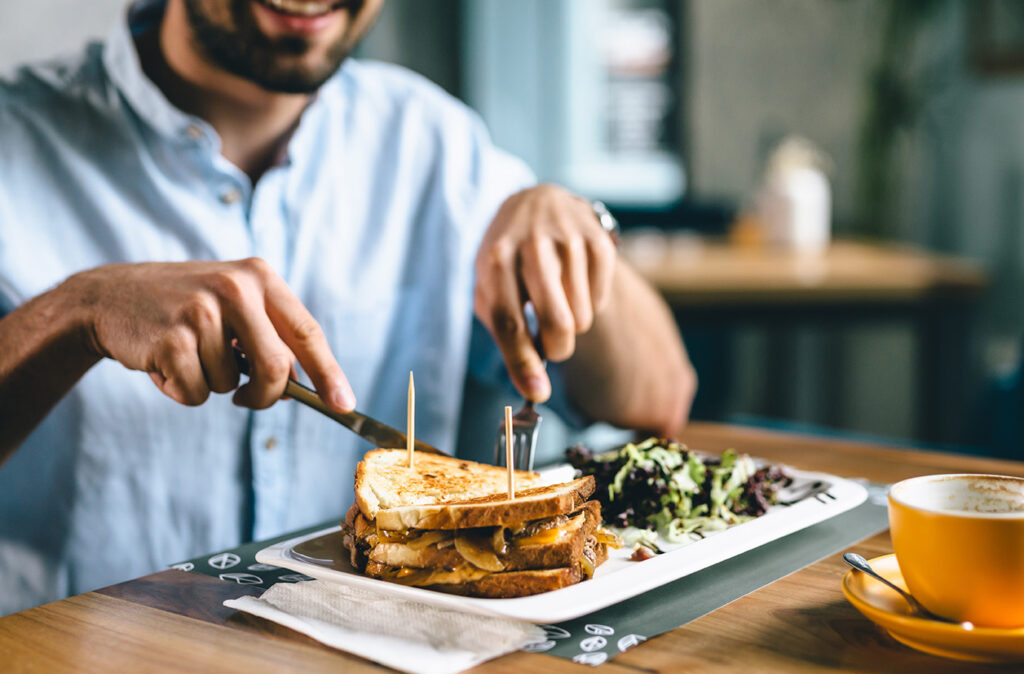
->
[282, 377, 335, 417]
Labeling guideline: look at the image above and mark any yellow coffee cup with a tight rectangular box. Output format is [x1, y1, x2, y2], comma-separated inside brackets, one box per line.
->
[888, 474, 1024, 628]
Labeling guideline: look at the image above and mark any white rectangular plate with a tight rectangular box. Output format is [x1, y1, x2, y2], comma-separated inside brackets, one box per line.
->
[256, 465, 866, 623]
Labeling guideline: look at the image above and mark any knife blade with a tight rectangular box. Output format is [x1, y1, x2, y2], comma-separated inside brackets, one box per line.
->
[233, 349, 444, 455]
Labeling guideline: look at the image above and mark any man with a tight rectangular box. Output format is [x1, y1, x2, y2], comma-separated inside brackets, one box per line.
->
[0, 0, 696, 614]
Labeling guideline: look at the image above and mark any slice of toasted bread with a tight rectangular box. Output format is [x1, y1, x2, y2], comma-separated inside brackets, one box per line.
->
[439, 566, 586, 598]
[373, 476, 596, 530]
[441, 542, 610, 598]
[355, 449, 543, 521]
[368, 501, 602, 571]
[365, 543, 611, 598]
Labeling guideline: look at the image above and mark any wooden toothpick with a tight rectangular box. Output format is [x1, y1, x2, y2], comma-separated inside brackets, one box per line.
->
[505, 405, 514, 500]
[407, 371, 415, 469]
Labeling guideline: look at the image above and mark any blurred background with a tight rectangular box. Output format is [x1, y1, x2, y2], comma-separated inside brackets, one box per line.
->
[4, 0, 1022, 457]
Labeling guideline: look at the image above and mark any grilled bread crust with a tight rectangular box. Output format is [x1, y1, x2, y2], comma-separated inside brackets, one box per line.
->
[355, 449, 543, 521]
[437, 567, 585, 598]
[368, 501, 602, 571]
[372, 477, 596, 530]
[365, 543, 611, 598]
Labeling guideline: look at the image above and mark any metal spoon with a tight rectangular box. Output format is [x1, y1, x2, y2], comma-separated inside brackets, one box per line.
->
[843, 552, 965, 625]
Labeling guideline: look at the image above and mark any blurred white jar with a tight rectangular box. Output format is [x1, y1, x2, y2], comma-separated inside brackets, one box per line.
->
[754, 137, 832, 253]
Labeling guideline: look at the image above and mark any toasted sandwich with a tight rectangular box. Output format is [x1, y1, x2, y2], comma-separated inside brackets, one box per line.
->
[341, 449, 619, 597]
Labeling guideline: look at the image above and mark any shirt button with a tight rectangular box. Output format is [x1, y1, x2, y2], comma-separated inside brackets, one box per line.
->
[264, 436, 278, 451]
[184, 124, 204, 140]
[220, 188, 242, 205]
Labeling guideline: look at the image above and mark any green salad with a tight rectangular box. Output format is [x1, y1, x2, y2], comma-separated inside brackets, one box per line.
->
[567, 438, 791, 545]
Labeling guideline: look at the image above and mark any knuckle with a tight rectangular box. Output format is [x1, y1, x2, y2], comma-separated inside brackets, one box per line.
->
[236, 386, 270, 410]
[207, 363, 240, 394]
[506, 353, 533, 375]
[491, 307, 523, 340]
[540, 309, 575, 337]
[162, 327, 195, 362]
[291, 317, 324, 345]
[183, 292, 219, 329]
[561, 231, 586, 258]
[486, 240, 517, 270]
[209, 378, 235, 395]
[181, 386, 210, 407]
[547, 336, 575, 362]
[241, 257, 273, 279]
[247, 394, 276, 410]
[525, 231, 548, 257]
[260, 352, 292, 382]
[207, 269, 248, 304]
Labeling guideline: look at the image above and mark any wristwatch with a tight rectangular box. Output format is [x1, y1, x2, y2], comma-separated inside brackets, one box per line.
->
[590, 200, 621, 245]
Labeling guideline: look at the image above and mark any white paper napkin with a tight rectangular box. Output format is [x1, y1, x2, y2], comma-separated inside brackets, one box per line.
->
[224, 580, 545, 674]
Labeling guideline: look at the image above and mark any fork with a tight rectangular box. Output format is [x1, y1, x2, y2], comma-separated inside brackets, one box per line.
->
[494, 305, 545, 471]
[496, 394, 543, 472]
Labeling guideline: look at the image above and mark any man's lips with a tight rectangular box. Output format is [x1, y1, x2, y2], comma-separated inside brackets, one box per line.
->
[254, 0, 345, 18]
[252, 0, 348, 35]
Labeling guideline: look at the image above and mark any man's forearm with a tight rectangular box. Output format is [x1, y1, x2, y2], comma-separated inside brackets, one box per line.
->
[563, 260, 696, 437]
[0, 281, 100, 464]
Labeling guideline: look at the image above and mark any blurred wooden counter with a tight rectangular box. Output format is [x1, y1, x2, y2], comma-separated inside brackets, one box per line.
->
[621, 236, 986, 307]
[621, 235, 988, 444]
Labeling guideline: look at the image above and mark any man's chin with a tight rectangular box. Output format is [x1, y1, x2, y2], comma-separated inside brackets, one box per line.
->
[183, 0, 356, 95]
[252, 71, 334, 94]
[244, 56, 344, 93]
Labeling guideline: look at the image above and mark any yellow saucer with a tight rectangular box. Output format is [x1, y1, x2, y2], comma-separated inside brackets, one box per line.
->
[842, 554, 1024, 663]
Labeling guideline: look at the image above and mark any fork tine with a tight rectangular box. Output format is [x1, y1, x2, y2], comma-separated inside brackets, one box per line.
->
[495, 429, 508, 466]
[493, 405, 542, 471]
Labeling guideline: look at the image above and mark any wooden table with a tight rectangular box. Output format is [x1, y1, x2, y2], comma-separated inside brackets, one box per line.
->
[3, 422, 1021, 672]
[622, 236, 988, 444]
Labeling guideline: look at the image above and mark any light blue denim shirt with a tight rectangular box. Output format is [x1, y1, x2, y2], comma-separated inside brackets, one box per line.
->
[0, 2, 553, 614]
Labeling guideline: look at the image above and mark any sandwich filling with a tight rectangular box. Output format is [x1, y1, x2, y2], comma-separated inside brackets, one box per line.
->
[343, 500, 618, 573]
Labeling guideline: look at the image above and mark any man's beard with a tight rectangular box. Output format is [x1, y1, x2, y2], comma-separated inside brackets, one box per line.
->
[183, 0, 355, 94]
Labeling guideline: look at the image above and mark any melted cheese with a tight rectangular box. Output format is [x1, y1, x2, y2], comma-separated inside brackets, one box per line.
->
[377, 563, 490, 586]
[513, 521, 574, 547]
[377, 528, 409, 543]
[407, 531, 450, 550]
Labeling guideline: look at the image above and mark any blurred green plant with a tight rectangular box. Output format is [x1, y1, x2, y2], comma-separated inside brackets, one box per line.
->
[854, 0, 944, 239]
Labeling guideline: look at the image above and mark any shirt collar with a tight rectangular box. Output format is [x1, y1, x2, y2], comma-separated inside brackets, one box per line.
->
[103, 0, 219, 148]
[101, 0, 338, 168]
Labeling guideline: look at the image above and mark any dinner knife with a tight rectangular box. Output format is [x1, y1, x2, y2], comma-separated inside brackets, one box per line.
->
[233, 350, 445, 455]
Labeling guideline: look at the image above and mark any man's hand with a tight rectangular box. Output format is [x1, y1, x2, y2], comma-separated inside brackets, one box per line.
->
[66, 258, 355, 411]
[474, 184, 616, 402]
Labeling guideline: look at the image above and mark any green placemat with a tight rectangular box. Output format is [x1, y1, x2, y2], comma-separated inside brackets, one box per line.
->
[175, 485, 889, 665]
[171, 521, 332, 587]
[528, 496, 888, 664]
